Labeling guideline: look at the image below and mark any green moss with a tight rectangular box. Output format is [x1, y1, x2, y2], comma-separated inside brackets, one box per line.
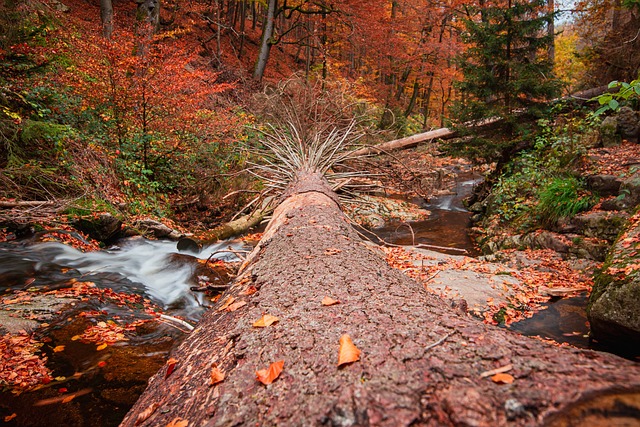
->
[21, 120, 72, 145]
[63, 197, 120, 218]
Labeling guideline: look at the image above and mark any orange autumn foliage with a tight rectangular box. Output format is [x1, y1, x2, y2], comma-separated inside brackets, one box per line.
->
[337, 334, 361, 366]
[256, 360, 285, 385]
[210, 364, 225, 386]
[321, 296, 340, 306]
[253, 314, 280, 328]
[491, 373, 515, 384]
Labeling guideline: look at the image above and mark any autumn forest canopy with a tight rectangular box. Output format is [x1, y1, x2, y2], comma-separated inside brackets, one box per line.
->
[0, 0, 639, 215]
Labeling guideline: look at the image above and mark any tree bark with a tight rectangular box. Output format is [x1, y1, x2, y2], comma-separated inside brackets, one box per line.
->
[100, 0, 114, 39]
[121, 171, 640, 427]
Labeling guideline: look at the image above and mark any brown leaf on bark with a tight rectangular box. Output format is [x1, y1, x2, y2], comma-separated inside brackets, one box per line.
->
[210, 364, 225, 386]
[256, 360, 284, 385]
[321, 296, 340, 306]
[337, 334, 361, 366]
[135, 402, 161, 425]
[491, 373, 515, 384]
[166, 418, 189, 427]
[226, 300, 247, 312]
[242, 285, 258, 296]
[252, 314, 279, 327]
[165, 357, 178, 379]
[218, 296, 235, 311]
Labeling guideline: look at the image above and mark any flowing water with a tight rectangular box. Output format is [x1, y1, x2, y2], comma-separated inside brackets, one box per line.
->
[369, 174, 482, 256]
[0, 238, 245, 320]
[0, 237, 246, 427]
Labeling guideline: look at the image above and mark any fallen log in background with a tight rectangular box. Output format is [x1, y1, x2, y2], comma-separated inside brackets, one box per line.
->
[351, 127, 456, 157]
[122, 172, 640, 427]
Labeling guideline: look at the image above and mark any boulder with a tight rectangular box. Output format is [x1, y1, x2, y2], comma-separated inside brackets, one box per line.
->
[599, 115, 620, 147]
[133, 218, 182, 240]
[73, 213, 122, 242]
[588, 211, 640, 348]
[617, 106, 640, 143]
[585, 174, 622, 197]
[571, 210, 629, 242]
[618, 171, 640, 209]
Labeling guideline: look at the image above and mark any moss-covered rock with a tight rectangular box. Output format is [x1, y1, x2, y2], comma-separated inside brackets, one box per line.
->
[571, 210, 629, 242]
[587, 210, 640, 347]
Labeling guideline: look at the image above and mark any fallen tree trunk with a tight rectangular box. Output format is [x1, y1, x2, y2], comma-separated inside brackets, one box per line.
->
[351, 127, 456, 157]
[122, 172, 640, 427]
[204, 208, 269, 242]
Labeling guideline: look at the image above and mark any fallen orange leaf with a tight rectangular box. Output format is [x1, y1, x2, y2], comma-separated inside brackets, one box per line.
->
[337, 334, 361, 366]
[321, 296, 340, 306]
[256, 360, 284, 385]
[210, 364, 225, 386]
[253, 314, 279, 327]
[491, 373, 515, 384]
[226, 301, 247, 312]
[53, 345, 65, 353]
[4, 413, 17, 422]
[165, 358, 178, 379]
[218, 296, 235, 311]
[96, 343, 108, 351]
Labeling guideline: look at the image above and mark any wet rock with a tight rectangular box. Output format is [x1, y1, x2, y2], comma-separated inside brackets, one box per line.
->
[588, 213, 640, 347]
[571, 211, 629, 242]
[342, 195, 429, 228]
[600, 116, 620, 147]
[585, 174, 622, 197]
[133, 218, 182, 240]
[617, 106, 640, 143]
[177, 237, 201, 253]
[73, 213, 122, 242]
[0, 294, 76, 334]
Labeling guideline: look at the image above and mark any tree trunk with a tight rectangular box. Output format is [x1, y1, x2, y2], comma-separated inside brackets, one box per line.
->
[547, 0, 555, 64]
[136, 0, 160, 33]
[352, 127, 456, 157]
[100, 0, 113, 39]
[253, 0, 276, 81]
[121, 171, 640, 427]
